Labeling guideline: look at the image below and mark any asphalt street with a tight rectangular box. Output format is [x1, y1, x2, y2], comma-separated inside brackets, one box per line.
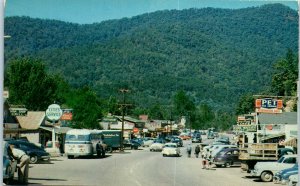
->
[16, 136, 277, 186]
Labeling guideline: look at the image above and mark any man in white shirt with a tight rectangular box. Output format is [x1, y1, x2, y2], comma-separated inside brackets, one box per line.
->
[9, 144, 30, 184]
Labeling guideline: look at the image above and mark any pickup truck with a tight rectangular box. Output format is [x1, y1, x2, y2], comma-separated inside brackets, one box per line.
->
[251, 154, 297, 182]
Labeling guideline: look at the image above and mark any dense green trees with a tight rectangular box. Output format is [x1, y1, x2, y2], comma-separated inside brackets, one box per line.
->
[235, 94, 255, 115]
[5, 58, 57, 110]
[66, 87, 103, 129]
[5, 58, 103, 129]
[4, 4, 298, 130]
[4, 4, 297, 114]
[271, 49, 298, 96]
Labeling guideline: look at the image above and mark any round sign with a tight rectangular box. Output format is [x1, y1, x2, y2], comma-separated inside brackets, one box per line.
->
[46, 104, 63, 121]
[133, 128, 139, 133]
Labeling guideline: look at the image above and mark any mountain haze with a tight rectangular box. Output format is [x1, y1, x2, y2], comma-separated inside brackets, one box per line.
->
[4, 4, 298, 112]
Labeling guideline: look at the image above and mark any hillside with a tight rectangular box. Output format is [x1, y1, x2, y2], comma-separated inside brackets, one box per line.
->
[4, 4, 298, 112]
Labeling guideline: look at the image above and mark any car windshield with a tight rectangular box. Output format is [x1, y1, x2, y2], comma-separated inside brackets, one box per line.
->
[278, 156, 285, 163]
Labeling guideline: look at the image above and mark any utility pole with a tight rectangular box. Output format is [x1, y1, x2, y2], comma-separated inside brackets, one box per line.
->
[119, 88, 130, 152]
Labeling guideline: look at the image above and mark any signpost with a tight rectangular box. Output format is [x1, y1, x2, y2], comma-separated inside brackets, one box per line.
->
[46, 104, 62, 149]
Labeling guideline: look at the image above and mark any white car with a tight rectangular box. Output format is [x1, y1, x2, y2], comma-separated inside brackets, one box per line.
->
[288, 174, 298, 186]
[162, 143, 180, 157]
[142, 138, 154, 147]
[149, 142, 164, 152]
[252, 154, 297, 182]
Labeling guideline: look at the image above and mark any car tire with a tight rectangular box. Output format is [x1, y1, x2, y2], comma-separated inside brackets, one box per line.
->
[224, 162, 230, 168]
[261, 171, 273, 182]
[163, 154, 166, 157]
[67, 155, 74, 159]
[215, 164, 222, 168]
[30, 155, 38, 164]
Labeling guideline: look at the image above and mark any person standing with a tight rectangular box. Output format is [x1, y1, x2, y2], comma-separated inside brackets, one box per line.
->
[186, 144, 192, 158]
[194, 145, 200, 158]
[8, 144, 30, 184]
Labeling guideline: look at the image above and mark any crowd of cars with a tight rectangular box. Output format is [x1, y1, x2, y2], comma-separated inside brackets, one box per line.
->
[3, 131, 299, 186]
[201, 133, 298, 186]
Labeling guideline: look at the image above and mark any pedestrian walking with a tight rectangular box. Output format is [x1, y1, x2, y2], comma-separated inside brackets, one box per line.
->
[186, 143, 192, 158]
[8, 144, 30, 184]
[194, 145, 200, 158]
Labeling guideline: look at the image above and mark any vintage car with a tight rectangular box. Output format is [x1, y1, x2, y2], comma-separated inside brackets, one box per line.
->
[288, 174, 298, 186]
[7, 140, 50, 164]
[179, 134, 191, 140]
[171, 137, 183, 147]
[213, 148, 240, 167]
[161, 143, 180, 157]
[273, 164, 298, 184]
[251, 154, 297, 182]
[149, 142, 164, 152]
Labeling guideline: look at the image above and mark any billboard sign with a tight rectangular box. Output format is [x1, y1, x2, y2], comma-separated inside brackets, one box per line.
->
[255, 98, 283, 113]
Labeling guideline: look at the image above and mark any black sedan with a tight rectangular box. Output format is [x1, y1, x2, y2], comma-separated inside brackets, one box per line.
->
[7, 140, 50, 164]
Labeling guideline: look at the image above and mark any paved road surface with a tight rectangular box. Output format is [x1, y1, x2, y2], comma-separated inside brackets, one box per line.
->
[23, 138, 276, 186]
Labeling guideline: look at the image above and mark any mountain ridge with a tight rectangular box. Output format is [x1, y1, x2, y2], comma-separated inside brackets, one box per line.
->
[4, 3, 298, 112]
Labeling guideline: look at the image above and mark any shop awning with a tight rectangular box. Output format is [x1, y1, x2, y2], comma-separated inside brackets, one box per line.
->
[260, 133, 285, 141]
[284, 137, 297, 147]
[39, 126, 72, 134]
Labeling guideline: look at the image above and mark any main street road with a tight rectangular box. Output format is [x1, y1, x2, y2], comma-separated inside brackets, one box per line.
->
[25, 139, 275, 186]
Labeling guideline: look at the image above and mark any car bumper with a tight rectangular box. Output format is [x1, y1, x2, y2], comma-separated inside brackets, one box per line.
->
[273, 176, 281, 183]
[281, 179, 289, 185]
[213, 161, 225, 165]
[41, 155, 51, 160]
[251, 169, 260, 177]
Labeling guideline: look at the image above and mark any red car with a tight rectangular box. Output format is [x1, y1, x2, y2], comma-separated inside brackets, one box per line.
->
[179, 134, 191, 140]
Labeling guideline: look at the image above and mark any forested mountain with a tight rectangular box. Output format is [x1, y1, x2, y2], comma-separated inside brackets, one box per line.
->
[4, 4, 298, 112]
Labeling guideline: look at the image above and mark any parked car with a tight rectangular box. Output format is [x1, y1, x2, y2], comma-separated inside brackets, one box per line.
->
[149, 142, 164, 152]
[7, 140, 50, 164]
[288, 174, 298, 186]
[131, 138, 144, 147]
[210, 145, 237, 158]
[215, 136, 230, 145]
[191, 133, 202, 143]
[3, 141, 17, 184]
[213, 148, 240, 167]
[280, 166, 298, 185]
[207, 132, 215, 139]
[142, 138, 154, 147]
[274, 164, 298, 184]
[123, 139, 141, 150]
[171, 137, 183, 147]
[251, 154, 297, 182]
[162, 143, 180, 157]
[179, 134, 191, 140]
[153, 138, 166, 144]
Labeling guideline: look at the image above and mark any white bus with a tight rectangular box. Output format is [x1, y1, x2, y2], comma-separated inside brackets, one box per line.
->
[64, 129, 105, 159]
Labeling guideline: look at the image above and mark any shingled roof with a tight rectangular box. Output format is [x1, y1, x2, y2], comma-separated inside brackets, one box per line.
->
[16, 111, 45, 129]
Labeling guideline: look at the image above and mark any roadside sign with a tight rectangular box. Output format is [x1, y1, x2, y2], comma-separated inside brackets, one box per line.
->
[133, 128, 139, 133]
[46, 104, 63, 121]
[61, 109, 73, 120]
[9, 108, 27, 116]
